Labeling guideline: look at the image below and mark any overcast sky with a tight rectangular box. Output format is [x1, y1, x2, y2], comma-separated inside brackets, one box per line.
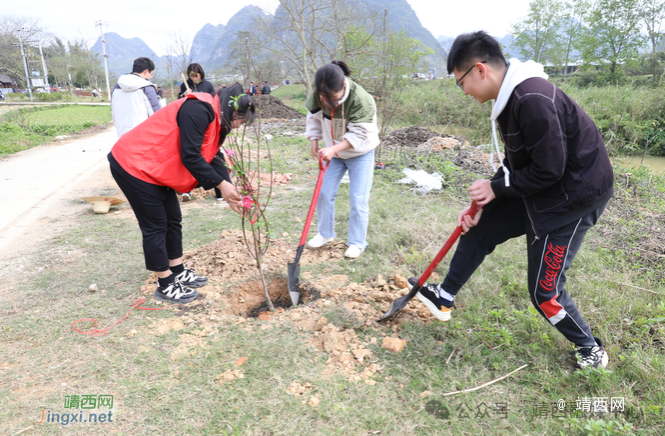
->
[4, 0, 533, 56]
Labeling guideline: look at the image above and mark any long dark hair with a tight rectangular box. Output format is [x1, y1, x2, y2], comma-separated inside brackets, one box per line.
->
[315, 60, 351, 104]
[216, 82, 255, 142]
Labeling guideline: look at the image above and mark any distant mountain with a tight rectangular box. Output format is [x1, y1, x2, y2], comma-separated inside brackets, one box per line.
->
[499, 34, 518, 58]
[437, 35, 455, 57]
[188, 6, 268, 71]
[361, 0, 446, 61]
[91, 32, 159, 78]
[93, 1, 452, 80]
[190, 23, 225, 66]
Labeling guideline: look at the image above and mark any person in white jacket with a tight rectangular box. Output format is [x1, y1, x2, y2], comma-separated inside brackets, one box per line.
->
[111, 57, 161, 138]
[305, 60, 380, 258]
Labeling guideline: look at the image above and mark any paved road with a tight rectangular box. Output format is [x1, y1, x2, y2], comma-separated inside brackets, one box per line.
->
[0, 128, 117, 255]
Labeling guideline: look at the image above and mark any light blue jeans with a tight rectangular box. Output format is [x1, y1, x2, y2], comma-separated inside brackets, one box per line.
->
[316, 150, 375, 250]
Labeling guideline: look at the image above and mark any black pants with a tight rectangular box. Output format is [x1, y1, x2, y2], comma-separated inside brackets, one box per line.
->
[110, 165, 183, 272]
[441, 196, 606, 347]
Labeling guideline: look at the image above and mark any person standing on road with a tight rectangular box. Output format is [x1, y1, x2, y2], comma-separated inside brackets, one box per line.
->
[305, 60, 379, 259]
[108, 83, 254, 304]
[178, 63, 216, 98]
[409, 31, 614, 370]
[111, 57, 161, 138]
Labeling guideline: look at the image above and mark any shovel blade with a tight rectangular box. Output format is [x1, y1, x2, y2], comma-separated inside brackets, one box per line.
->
[287, 261, 301, 306]
[377, 286, 420, 321]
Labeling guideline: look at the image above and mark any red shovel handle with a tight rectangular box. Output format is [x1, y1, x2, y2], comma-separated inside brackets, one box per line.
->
[298, 155, 330, 246]
[417, 201, 480, 287]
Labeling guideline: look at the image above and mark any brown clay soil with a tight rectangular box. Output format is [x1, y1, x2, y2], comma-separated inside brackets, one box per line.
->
[135, 229, 431, 381]
[251, 94, 305, 119]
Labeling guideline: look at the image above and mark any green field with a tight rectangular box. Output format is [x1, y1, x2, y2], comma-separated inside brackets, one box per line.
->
[0, 104, 111, 155]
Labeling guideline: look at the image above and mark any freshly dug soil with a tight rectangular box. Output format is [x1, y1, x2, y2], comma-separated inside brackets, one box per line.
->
[252, 95, 305, 119]
[381, 126, 447, 148]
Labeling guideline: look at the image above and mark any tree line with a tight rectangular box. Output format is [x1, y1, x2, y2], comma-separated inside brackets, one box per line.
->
[510, 0, 665, 84]
[0, 16, 106, 91]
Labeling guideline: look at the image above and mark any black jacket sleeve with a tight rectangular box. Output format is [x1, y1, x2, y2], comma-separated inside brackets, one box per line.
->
[176, 99, 231, 189]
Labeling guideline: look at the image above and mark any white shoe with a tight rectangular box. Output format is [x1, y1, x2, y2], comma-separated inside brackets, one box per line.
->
[307, 233, 334, 248]
[344, 245, 364, 258]
[182, 193, 191, 202]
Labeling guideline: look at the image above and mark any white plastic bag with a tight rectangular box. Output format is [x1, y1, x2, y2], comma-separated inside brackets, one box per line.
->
[397, 168, 442, 194]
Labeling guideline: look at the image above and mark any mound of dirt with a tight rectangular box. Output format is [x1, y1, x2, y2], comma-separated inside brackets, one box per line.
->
[252, 95, 305, 119]
[381, 126, 438, 148]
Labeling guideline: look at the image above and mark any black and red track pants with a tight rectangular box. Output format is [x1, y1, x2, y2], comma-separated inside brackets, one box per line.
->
[441, 196, 606, 347]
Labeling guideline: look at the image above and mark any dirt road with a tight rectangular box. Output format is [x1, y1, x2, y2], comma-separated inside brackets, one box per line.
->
[0, 127, 118, 259]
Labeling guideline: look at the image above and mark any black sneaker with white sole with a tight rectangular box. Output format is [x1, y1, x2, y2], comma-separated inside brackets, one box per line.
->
[574, 337, 609, 370]
[154, 278, 198, 304]
[175, 267, 208, 288]
[408, 277, 454, 322]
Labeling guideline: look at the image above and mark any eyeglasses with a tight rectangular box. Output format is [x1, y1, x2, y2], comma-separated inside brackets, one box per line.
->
[456, 60, 487, 90]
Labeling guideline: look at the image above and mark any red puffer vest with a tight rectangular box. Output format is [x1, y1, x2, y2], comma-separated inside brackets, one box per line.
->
[111, 92, 221, 193]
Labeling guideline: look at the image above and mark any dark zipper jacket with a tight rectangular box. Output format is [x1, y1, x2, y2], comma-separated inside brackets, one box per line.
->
[490, 77, 614, 237]
[178, 78, 216, 98]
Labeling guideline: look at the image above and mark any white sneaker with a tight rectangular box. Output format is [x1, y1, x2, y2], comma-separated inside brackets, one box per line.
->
[344, 245, 364, 258]
[182, 193, 191, 202]
[307, 233, 334, 248]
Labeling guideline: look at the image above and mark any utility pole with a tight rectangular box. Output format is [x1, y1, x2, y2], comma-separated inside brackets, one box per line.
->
[95, 20, 112, 99]
[38, 43, 51, 94]
[17, 27, 34, 102]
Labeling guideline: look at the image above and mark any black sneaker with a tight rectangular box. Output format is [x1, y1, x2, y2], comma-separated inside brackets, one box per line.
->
[175, 267, 208, 288]
[574, 337, 609, 370]
[154, 278, 198, 304]
[408, 277, 454, 322]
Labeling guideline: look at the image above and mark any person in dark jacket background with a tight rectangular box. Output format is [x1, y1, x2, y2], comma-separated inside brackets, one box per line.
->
[261, 81, 271, 94]
[178, 63, 221, 201]
[409, 31, 614, 371]
[178, 63, 216, 98]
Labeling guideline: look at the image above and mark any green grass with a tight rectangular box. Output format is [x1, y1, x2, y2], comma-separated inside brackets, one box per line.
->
[271, 84, 307, 115]
[391, 79, 665, 156]
[0, 104, 111, 155]
[0, 122, 663, 435]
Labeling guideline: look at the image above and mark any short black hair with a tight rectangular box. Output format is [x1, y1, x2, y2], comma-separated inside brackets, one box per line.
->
[447, 31, 506, 74]
[132, 57, 155, 74]
[187, 63, 205, 80]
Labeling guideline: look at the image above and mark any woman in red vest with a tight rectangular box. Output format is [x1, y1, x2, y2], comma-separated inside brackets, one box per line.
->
[108, 83, 254, 304]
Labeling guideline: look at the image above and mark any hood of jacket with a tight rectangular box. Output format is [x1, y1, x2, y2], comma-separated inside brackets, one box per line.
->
[491, 59, 548, 121]
[489, 59, 549, 186]
[118, 73, 154, 92]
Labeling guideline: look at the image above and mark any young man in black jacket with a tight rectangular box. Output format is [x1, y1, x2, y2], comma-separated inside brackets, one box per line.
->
[409, 31, 614, 370]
